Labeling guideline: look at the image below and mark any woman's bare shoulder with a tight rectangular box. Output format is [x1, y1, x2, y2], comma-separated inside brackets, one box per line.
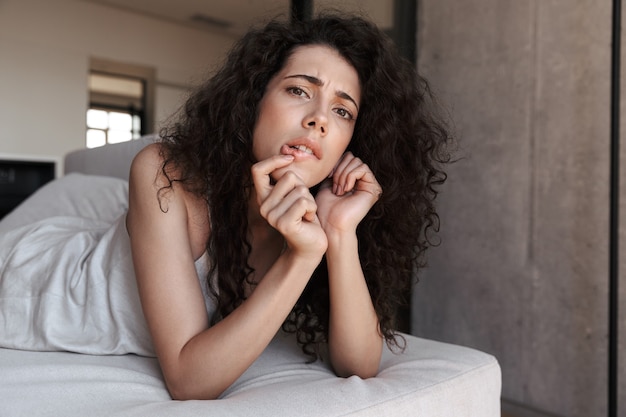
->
[128, 142, 210, 259]
[129, 143, 166, 185]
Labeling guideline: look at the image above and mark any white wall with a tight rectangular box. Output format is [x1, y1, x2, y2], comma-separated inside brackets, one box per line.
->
[0, 0, 234, 168]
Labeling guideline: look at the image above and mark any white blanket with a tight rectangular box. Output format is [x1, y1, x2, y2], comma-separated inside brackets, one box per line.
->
[0, 173, 156, 356]
[0, 213, 155, 356]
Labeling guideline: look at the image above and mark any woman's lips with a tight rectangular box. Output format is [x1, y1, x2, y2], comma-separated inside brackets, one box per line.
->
[280, 143, 320, 159]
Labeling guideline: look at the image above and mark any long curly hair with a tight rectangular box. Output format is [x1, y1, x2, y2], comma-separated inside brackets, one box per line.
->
[158, 13, 452, 360]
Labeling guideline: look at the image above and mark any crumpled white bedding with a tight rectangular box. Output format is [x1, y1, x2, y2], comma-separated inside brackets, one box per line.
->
[0, 173, 160, 356]
[0, 214, 155, 356]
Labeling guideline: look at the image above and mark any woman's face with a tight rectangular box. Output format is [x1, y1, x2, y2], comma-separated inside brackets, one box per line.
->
[252, 45, 361, 187]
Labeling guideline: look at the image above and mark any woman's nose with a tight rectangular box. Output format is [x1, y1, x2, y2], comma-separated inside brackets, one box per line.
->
[303, 108, 328, 135]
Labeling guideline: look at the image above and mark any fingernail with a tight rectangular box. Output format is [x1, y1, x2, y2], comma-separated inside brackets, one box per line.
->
[333, 183, 338, 194]
[282, 155, 294, 160]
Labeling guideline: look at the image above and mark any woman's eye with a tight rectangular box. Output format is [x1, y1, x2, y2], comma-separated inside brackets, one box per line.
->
[287, 87, 308, 98]
[334, 108, 354, 120]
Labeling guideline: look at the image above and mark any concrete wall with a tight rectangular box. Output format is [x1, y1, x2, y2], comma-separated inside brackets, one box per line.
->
[0, 0, 234, 169]
[412, 1, 624, 416]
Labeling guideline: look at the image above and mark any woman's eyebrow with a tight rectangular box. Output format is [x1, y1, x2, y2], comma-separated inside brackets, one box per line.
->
[284, 74, 359, 111]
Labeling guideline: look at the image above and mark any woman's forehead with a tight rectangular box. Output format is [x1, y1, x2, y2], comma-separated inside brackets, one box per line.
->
[277, 45, 361, 102]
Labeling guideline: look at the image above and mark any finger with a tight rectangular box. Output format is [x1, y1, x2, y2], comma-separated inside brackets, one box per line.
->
[283, 192, 318, 224]
[333, 156, 383, 200]
[331, 152, 356, 194]
[258, 170, 305, 219]
[265, 187, 318, 231]
[260, 172, 316, 223]
[337, 157, 367, 194]
[349, 164, 383, 200]
[353, 170, 382, 200]
[333, 155, 367, 195]
[251, 155, 294, 203]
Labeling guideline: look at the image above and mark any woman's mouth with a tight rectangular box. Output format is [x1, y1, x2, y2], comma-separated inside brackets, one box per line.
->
[280, 143, 320, 159]
[290, 145, 314, 155]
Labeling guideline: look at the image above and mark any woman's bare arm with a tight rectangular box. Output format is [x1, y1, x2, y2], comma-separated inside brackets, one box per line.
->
[325, 232, 382, 378]
[126, 145, 322, 400]
[315, 152, 384, 378]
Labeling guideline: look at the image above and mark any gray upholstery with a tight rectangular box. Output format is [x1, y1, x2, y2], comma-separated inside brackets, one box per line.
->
[64, 135, 157, 180]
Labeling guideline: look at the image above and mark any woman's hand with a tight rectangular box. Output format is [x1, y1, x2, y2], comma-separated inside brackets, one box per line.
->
[251, 155, 328, 259]
[315, 152, 382, 236]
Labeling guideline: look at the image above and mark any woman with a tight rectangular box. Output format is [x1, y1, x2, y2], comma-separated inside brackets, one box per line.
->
[126, 13, 450, 400]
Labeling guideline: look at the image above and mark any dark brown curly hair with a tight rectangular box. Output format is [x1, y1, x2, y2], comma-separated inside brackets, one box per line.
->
[158, 13, 452, 360]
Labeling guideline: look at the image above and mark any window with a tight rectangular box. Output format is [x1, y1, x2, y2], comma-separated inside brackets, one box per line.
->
[87, 59, 155, 148]
[86, 108, 142, 148]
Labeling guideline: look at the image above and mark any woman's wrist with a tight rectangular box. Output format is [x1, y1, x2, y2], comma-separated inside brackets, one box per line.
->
[324, 229, 358, 256]
[282, 245, 326, 270]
